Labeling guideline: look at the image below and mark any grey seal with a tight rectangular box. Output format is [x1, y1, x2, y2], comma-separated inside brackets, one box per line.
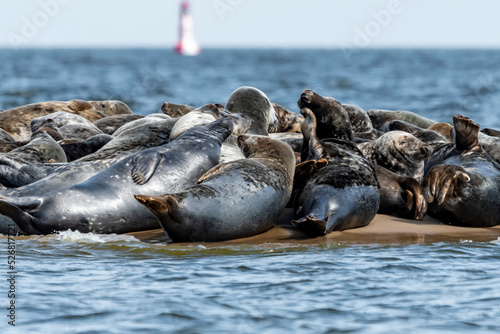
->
[0, 118, 233, 235]
[135, 133, 295, 242]
[423, 115, 500, 227]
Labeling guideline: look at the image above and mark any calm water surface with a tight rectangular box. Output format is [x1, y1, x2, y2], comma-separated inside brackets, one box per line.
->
[1, 48, 500, 333]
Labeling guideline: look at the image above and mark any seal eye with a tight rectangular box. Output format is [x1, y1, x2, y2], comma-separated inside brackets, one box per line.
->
[101, 104, 106, 108]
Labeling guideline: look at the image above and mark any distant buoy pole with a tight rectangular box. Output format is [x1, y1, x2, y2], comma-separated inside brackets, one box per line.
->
[175, 1, 201, 56]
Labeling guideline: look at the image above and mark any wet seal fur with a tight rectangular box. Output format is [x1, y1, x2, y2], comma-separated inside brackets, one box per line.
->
[135, 134, 295, 242]
[423, 114, 500, 227]
[0, 118, 233, 235]
[292, 107, 380, 235]
[0, 118, 179, 198]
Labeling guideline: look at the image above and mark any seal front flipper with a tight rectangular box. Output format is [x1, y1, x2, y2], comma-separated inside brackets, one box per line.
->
[131, 152, 163, 185]
[423, 165, 470, 205]
[0, 197, 42, 235]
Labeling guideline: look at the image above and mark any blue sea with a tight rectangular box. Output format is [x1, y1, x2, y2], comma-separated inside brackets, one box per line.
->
[1, 48, 500, 333]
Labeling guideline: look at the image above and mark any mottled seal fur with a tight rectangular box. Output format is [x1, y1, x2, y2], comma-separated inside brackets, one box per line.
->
[135, 134, 295, 242]
[342, 103, 372, 133]
[160, 102, 195, 117]
[423, 115, 500, 227]
[358, 130, 432, 182]
[291, 108, 380, 235]
[0, 118, 233, 235]
[269, 103, 303, 133]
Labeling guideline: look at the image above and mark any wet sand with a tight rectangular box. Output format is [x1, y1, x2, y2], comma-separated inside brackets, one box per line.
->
[129, 209, 500, 246]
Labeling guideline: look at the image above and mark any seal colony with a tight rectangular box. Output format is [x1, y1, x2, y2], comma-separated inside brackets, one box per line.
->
[1, 86, 500, 241]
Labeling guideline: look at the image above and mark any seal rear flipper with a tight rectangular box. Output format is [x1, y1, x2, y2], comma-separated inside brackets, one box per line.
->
[0, 199, 42, 235]
[291, 216, 327, 236]
[134, 194, 180, 242]
[131, 152, 162, 185]
[453, 114, 480, 152]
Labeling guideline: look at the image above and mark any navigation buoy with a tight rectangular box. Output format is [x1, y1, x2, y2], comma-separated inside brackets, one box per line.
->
[175, 1, 201, 56]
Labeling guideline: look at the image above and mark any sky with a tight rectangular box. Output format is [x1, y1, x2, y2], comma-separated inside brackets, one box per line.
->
[0, 0, 499, 49]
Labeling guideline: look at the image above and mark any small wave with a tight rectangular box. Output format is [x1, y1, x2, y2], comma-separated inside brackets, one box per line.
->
[55, 229, 140, 244]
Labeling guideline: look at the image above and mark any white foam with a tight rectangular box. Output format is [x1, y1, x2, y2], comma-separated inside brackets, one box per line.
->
[56, 229, 140, 243]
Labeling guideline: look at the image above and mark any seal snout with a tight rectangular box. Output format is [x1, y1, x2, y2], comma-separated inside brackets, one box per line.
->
[299, 90, 314, 106]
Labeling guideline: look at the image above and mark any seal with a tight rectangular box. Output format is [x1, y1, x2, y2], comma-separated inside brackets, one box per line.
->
[375, 164, 428, 220]
[0, 128, 14, 143]
[226, 86, 278, 136]
[0, 118, 179, 197]
[0, 118, 234, 235]
[169, 104, 220, 141]
[368, 109, 437, 132]
[60, 134, 114, 161]
[160, 102, 195, 117]
[423, 114, 500, 227]
[0, 100, 130, 141]
[297, 90, 354, 162]
[112, 113, 171, 137]
[342, 103, 372, 133]
[0, 132, 66, 188]
[92, 114, 144, 135]
[358, 130, 432, 182]
[481, 127, 500, 138]
[87, 100, 132, 117]
[291, 107, 380, 235]
[135, 133, 295, 242]
[31, 111, 104, 141]
[220, 86, 279, 163]
[269, 103, 303, 133]
[31, 119, 65, 141]
[388, 120, 449, 146]
[428, 123, 453, 142]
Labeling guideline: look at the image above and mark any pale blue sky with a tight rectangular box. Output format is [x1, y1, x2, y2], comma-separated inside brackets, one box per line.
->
[1, 0, 499, 48]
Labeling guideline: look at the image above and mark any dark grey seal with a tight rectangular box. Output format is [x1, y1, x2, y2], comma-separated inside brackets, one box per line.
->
[423, 115, 500, 227]
[0, 118, 233, 235]
[291, 107, 380, 235]
[135, 134, 295, 242]
[0, 118, 179, 197]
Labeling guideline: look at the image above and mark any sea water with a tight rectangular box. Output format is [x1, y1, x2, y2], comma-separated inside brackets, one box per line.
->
[1, 48, 500, 333]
